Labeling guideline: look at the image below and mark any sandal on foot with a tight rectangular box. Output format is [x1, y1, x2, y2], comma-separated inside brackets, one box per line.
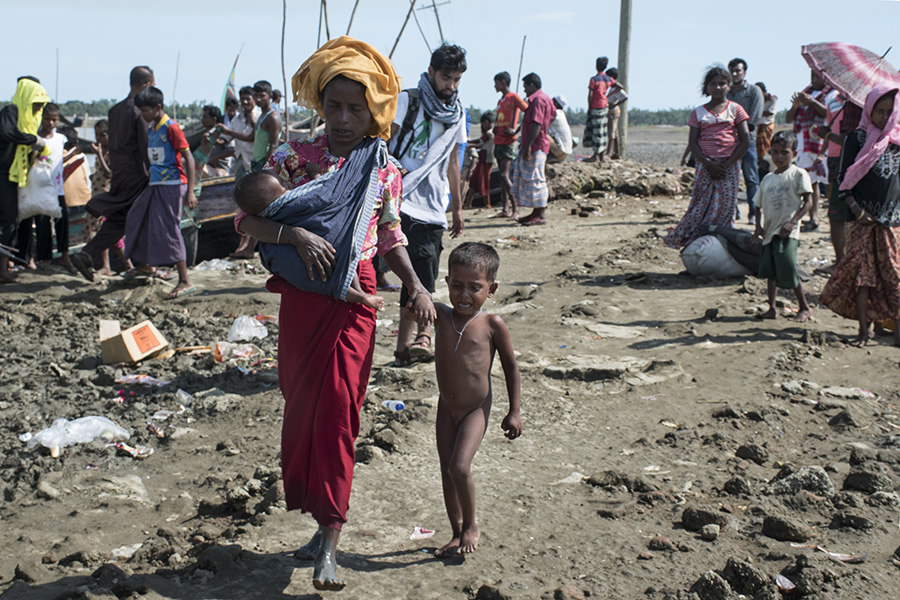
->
[800, 220, 819, 232]
[393, 348, 412, 367]
[167, 285, 198, 300]
[408, 333, 434, 361]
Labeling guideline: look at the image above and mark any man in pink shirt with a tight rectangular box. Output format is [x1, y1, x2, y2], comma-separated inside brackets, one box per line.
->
[512, 73, 556, 226]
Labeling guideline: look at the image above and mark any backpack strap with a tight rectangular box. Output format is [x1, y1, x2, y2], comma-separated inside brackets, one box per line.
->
[391, 88, 421, 161]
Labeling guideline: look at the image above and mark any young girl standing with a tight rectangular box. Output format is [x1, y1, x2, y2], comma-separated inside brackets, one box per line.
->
[820, 85, 900, 347]
[665, 66, 750, 249]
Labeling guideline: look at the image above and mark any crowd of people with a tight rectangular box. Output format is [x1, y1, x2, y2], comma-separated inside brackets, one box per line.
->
[1, 37, 898, 593]
[665, 58, 899, 345]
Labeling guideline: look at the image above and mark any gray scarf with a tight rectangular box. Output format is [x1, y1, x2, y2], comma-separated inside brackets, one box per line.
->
[417, 72, 463, 124]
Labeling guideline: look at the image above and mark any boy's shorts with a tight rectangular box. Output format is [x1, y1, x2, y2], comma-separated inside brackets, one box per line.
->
[494, 143, 518, 163]
[399, 213, 444, 307]
[758, 237, 800, 290]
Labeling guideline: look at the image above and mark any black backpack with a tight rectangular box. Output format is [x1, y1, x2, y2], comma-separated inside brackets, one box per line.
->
[391, 89, 422, 161]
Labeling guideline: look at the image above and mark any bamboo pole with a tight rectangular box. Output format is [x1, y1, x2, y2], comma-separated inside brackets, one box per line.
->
[323, 0, 331, 41]
[515, 36, 526, 94]
[390, 1, 418, 59]
[346, 0, 361, 35]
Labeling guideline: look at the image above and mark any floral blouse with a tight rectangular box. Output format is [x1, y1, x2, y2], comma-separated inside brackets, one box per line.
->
[235, 134, 407, 260]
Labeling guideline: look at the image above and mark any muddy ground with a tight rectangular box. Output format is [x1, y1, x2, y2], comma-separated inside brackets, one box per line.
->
[1, 128, 899, 600]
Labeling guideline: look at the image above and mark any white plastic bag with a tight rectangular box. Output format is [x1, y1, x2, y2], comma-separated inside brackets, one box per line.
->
[17, 159, 61, 221]
[227, 315, 268, 342]
[681, 235, 751, 277]
[21, 416, 130, 457]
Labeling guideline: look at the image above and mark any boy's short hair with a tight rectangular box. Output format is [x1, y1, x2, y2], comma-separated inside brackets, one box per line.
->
[129, 66, 154, 87]
[755, 81, 767, 95]
[94, 119, 109, 133]
[43, 102, 60, 115]
[494, 71, 511, 86]
[239, 85, 254, 97]
[480, 111, 494, 123]
[430, 44, 467, 74]
[272, 89, 283, 102]
[728, 57, 747, 71]
[253, 80, 272, 95]
[701, 66, 731, 96]
[225, 97, 239, 110]
[522, 73, 541, 89]
[606, 67, 618, 80]
[448, 242, 500, 281]
[134, 86, 164, 108]
[596, 56, 609, 72]
[771, 130, 798, 151]
[203, 104, 224, 123]
[232, 170, 279, 215]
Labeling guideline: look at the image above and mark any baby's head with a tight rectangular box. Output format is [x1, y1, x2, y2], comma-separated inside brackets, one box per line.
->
[446, 242, 500, 314]
[232, 170, 286, 216]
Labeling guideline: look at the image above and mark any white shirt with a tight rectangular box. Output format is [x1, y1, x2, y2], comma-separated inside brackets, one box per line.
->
[547, 109, 573, 154]
[231, 107, 261, 171]
[754, 164, 813, 244]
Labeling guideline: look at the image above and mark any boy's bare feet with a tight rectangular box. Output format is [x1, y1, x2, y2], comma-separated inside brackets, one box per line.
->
[458, 526, 480, 554]
[756, 308, 777, 320]
[791, 309, 812, 323]
[312, 532, 344, 591]
[293, 529, 322, 561]
[435, 536, 461, 558]
[849, 329, 873, 348]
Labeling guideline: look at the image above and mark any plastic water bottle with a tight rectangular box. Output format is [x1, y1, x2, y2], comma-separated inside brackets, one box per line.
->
[381, 400, 405, 412]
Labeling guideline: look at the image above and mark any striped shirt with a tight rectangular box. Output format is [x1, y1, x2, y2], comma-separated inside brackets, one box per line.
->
[688, 101, 749, 160]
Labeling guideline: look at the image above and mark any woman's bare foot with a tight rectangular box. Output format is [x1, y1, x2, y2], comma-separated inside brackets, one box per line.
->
[59, 256, 77, 275]
[849, 329, 873, 348]
[458, 526, 480, 554]
[756, 307, 777, 320]
[490, 211, 513, 219]
[435, 536, 461, 558]
[95, 267, 114, 277]
[313, 531, 344, 591]
[294, 529, 322, 561]
[791, 309, 812, 323]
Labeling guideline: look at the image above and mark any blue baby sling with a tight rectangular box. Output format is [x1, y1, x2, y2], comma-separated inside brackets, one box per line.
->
[258, 137, 386, 301]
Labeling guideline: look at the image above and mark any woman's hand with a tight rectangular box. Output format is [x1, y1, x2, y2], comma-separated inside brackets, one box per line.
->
[289, 227, 336, 281]
[407, 291, 436, 328]
[706, 160, 726, 179]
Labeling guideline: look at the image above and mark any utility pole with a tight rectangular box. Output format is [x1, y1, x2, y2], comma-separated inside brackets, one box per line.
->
[617, 0, 631, 156]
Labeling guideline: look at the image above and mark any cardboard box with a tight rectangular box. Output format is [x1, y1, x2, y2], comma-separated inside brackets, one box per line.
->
[100, 319, 169, 364]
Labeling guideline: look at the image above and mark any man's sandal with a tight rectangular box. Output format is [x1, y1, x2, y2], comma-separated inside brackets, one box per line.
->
[408, 333, 434, 362]
[393, 348, 412, 367]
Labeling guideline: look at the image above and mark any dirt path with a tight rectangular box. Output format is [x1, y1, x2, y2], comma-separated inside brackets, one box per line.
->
[1, 154, 898, 600]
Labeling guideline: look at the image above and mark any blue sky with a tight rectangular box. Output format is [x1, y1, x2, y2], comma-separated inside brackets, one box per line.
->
[3, 0, 899, 114]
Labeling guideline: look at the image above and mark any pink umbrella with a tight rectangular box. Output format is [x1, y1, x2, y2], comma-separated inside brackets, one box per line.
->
[801, 42, 900, 106]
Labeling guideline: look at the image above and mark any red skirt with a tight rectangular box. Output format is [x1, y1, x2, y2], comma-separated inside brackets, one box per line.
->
[469, 160, 492, 200]
[267, 260, 377, 530]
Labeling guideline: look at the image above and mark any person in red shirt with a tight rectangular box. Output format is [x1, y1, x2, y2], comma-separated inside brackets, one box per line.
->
[584, 56, 616, 163]
[492, 71, 528, 219]
[511, 73, 556, 226]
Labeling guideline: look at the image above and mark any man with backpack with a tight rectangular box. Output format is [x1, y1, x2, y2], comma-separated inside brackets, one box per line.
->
[390, 44, 467, 366]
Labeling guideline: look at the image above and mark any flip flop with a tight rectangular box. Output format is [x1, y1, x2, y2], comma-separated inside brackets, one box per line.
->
[800, 220, 820, 232]
[407, 333, 434, 361]
[378, 283, 401, 292]
[121, 268, 152, 280]
[521, 217, 547, 226]
[153, 269, 176, 281]
[167, 285, 198, 300]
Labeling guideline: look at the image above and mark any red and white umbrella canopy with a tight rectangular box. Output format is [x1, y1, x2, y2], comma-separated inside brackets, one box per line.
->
[801, 42, 900, 106]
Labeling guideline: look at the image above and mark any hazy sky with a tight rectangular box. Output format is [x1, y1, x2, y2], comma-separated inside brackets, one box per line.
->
[3, 0, 899, 114]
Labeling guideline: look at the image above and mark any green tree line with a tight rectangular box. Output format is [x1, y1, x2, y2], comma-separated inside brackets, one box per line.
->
[469, 105, 789, 128]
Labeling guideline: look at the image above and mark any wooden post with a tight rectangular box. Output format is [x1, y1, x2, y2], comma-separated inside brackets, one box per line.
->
[322, 0, 331, 41]
[617, 0, 631, 156]
[281, 0, 289, 140]
[390, 1, 418, 59]
[515, 36, 526, 95]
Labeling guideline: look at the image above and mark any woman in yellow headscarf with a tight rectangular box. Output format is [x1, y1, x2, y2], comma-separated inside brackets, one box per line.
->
[1, 76, 50, 283]
[235, 37, 434, 591]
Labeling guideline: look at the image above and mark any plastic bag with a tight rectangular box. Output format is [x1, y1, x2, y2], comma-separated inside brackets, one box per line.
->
[214, 341, 262, 362]
[21, 416, 130, 457]
[17, 158, 62, 221]
[194, 258, 237, 271]
[681, 235, 751, 277]
[227, 315, 268, 342]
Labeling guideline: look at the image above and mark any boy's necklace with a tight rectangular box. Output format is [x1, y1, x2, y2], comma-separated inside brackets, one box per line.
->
[450, 309, 483, 352]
